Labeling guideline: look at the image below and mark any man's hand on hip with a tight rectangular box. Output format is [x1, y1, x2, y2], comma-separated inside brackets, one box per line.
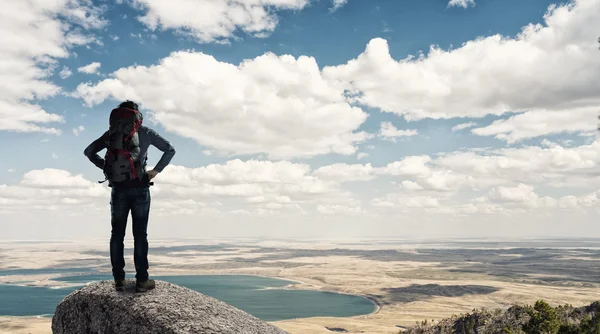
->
[147, 170, 159, 180]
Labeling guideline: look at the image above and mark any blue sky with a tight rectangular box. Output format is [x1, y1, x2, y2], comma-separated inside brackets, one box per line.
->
[1, 0, 599, 239]
[0, 0, 571, 179]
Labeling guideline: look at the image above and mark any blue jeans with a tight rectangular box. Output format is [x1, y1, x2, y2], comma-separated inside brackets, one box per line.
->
[109, 186, 151, 282]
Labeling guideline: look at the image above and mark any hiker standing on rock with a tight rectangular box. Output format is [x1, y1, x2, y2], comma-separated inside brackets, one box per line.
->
[84, 100, 176, 292]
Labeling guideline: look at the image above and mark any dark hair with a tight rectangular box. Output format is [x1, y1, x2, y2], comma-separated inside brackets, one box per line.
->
[118, 100, 139, 110]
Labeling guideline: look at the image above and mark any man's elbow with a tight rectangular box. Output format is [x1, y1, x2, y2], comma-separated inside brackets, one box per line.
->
[165, 145, 176, 156]
[83, 147, 91, 158]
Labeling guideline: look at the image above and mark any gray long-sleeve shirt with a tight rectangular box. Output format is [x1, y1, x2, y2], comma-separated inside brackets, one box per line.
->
[84, 126, 176, 187]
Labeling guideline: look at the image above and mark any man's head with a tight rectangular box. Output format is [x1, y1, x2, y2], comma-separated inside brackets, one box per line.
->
[118, 100, 139, 111]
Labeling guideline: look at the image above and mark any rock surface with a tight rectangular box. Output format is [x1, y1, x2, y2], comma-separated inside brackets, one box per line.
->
[51, 279, 288, 334]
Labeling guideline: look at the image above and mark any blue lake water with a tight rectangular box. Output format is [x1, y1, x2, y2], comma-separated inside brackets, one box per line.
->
[0, 267, 96, 276]
[0, 274, 376, 321]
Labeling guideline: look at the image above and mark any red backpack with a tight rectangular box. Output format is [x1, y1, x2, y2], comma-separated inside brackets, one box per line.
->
[99, 107, 144, 184]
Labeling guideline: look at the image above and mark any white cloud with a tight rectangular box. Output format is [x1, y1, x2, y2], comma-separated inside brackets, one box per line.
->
[0, 161, 358, 220]
[558, 190, 600, 209]
[372, 193, 441, 208]
[323, 0, 600, 140]
[77, 62, 101, 74]
[471, 106, 598, 143]
[434, 140, 600, 188]
[72, 125, 85, 136]
[400, 180, 424, 191]
[157, 159, 312, 186]
[384, 147, 589, 199]
[0, 169, 108, 213]
[52, 153, 58, 160]
[21, 169, 95, 189]
[379, 122, 418, 141]
[317, 204, 364, 215]
[0, 0, 105, 134]
[486, 183, 554, 208]
[125, 0, 310, 43]
[7, 169, 15, 173]
[312, 163, 375, 182]
[452, 122, 477, 132]
[379, 156, 432, 177]
[330, 0, 348, 12]
[147, 160, 360, 212]
[74, 51, 369, 159]
[357, 152, 369, 160]
[5, 138, 600, 237]
[448, 0, 475, 8]
[59, 67, 73, 79]
[477, 184, 600, 211]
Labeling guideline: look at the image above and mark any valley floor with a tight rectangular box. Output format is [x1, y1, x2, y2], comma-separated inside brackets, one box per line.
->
[1, 238, 600, 334]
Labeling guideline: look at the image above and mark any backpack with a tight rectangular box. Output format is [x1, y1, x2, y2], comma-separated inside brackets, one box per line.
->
[99, 107, 144, 184]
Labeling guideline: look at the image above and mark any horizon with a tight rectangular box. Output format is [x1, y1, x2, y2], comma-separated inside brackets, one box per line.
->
[2, 0, 600, 239]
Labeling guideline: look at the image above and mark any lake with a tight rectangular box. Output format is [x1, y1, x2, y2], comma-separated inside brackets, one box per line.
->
[0, 274, 377, 321]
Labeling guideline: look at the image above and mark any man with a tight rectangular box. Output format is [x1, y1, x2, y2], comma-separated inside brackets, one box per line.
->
[84, 100, 176, 292]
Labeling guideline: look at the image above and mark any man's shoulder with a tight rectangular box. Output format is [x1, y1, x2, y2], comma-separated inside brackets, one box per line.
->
[140, 125, 155, 134]
[140, 125, 166, 138]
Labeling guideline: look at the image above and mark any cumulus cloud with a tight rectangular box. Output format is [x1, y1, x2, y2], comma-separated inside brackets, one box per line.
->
[434, 140, 600, 188]
[317, 204, 364, 215]
[323, 0, 600, 141]
[77, 62, 101, 74]
[312, 163, 375, 182]
[4, 138, 600, 237]
[379, 122, 418, 141]
[0, 0, 105, 134]
[123, 0, 309, 43]
[74, 51, 369, 159]
[311, 139, 600, 212]
[59, 67, 73, 79]
[485, 183, 556, 208]
[148, 160, 363, 213]
[471, 106, 598, 143]
[558, 190, 600, 209]
[330, 0, 348, 12]
[372, 193, 441, 208]
[379, 156, 432, 177]
[0, 169, 108, 213]
[0, 160, 366, 220]
[159, 140, 600, 216]
[448, 0, 475, 8]
[72, 125, 85, 136]
[452, 122, 477, 132]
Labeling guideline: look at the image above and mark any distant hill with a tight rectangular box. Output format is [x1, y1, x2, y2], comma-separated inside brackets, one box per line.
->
[402, 300, 600, 334]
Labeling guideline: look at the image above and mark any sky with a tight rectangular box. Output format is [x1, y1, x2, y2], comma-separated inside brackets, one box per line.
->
[1, 0, 600, 240]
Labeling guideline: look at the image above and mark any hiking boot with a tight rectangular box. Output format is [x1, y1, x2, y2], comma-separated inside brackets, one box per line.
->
[115, 279, 126, 292]
[135, 278, 155, 293]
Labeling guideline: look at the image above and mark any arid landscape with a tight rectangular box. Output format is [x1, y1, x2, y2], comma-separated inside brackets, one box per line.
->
[1, 238, 599, 334]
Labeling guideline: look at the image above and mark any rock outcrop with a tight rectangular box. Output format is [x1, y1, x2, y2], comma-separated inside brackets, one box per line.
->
[52, 279, 288, 334]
